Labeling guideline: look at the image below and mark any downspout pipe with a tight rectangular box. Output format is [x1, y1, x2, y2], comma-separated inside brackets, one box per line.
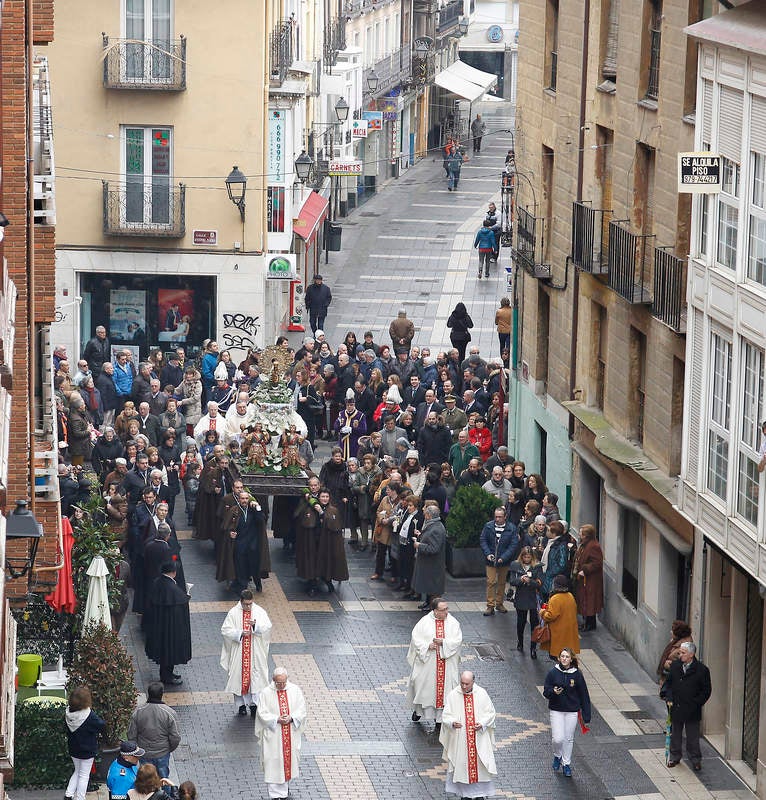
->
[26, 0, 37, 510]
[572, 441, 692, 556]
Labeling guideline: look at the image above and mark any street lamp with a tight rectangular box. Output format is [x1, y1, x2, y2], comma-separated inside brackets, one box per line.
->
[335, 97, 350, 122]
[458, 16, 469, 36]
[414, 39, 430, 57]
[5, 499, 43, 580]
[366, 70, 379, 93]
[225, 165, 247, 222]
[294, 150, 314, 184]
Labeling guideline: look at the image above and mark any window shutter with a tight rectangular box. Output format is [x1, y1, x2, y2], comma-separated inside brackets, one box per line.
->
[718, 86, 743, 163]
[750, 94, 766, 156]
[701, 79, 713, 146]
[601, 0, 620, 80]
[686, 309, 704, 483]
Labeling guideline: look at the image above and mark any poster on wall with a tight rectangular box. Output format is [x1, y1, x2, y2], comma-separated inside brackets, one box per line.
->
[110, 289, 146, 343]
[157, 288, 194, 343]
[110, 343, 139, 365]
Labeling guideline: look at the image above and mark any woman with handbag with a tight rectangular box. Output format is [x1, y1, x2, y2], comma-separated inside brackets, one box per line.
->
[539, 574, 580, 658]
[446, 302, 474, 364]
[543, 648, 591, 777]
[509, 546, 543, 657]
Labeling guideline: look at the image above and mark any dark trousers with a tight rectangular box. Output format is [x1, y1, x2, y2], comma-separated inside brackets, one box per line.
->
[233, 534, 261, 591]
[516, 608, 539, 644]
[159, 664, 176, 682]
[398, 542, 414, 587]
[478, 250, 493, 275]
[451, 340, 468, 364]
[498, 333, 510, 354]
[375, 542, 397, 578]
[473, 136, 483, 152]
[309, 312, 326, 334]
[670, 718, 702, 764]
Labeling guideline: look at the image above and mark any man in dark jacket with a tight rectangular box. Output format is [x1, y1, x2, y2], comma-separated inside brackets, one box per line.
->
[96, 362, 119, 426]
[160, 353, 184, 389]
[127, 681, 181, 776]
[662, 642, 712, 771]
[82, 325, 110, 375]
[416, 412, 452, 466]
[132, 362, 153, 405]
[457, 458, 488, 488]
[480, 507, 519, 615]
[304, 273, 332, 333]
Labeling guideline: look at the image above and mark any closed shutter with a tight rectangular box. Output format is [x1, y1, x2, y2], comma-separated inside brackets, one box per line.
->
[701, 79, 713, 146]
[750, 94, 766, 156]
[686, 309, 704, 483]
[718, 86, 744, 163]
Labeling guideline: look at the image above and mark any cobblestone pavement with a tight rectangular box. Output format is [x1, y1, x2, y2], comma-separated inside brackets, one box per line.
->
[14, 99, 755, 800]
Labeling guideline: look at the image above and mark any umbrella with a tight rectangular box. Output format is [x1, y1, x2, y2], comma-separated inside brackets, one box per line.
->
[45, 517, 77, 614]
[83, 556, 112, 629]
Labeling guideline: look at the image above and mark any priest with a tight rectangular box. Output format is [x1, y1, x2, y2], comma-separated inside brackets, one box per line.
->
[334, 389, 367, 460]
[406, 597, 462, 727]
[254, 667, 308, 799]
[439, 671, 498, 799]
[144, 561, 192, 685]
[220, 589, 272, 717]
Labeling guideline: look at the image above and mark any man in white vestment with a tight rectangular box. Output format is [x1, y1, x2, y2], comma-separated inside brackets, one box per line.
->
[223, 394, 256, 445]
[255, 668, 308, 799]
[439, 671, 498, 799]
[220, 589, 272, 716]
[406, 597, 462, 726]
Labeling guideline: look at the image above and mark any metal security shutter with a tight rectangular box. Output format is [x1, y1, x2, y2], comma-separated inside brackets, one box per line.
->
[750, 94, 766, 156]
[701, 79, 713, 146]
[686, 309, 704, 482]
[742, 578, 763, 770]
[718, 86, 744, 163]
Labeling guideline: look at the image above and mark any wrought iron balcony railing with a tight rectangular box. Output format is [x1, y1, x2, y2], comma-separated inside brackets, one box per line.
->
[607, 220, 653, 304]
[345, 0, 396, 17]
[571, 201, 610, 274]
[364, 47, 413, 97]
[270, 19, 295, 85]
[646, 27, 661, 100]
[102, 35, 187, 90]
[514, 207, 550, 277]
[652, 247, 686, 332]
[102, 181, 185, 238]
[324, 16, 347, 71]
[436, 0, 463, 34]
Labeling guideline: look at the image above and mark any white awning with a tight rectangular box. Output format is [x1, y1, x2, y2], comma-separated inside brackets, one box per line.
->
[269, 78, 308, 96]
[435, 65, 486, 102]
[434, 60, 498, 101]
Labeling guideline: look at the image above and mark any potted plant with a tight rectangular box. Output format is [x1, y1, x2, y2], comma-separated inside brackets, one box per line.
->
[66, 621, 138, 779]
[11, 696, 71, 788]
[445, 484, 503, 577]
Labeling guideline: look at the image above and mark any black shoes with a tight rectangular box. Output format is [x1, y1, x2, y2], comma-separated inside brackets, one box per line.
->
[238, 705, 247, 716]
[483, 608, 494, 616]
[417, 601, 430, 611]
[249, 704, 258, 717]
[411, 711, 421, 722]
[531, 647, 537, 659]
[326, 581, 335, 593]
[516, 642, 524, 651]
[254, 579, 262, 592]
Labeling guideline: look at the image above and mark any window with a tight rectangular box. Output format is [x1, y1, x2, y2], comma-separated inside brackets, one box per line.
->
[748, 153, 766, 285]
[536, 288, 550, 391]
[365, 26, 373, 67]
[123, 126, 172, 226]
[629, 327, 647, 444]
[621, 508, 641, 608]
[717, 157, 740, 270]
[645, 0, 662, 101]
[544, 0, 559, 92]
[707, 332, 732, 499]
[542, 145, 554, 258]
[592, 302, 607, 410]
[600, 0, 619, 85]
[125, 0, 172, 82]
[737, 342, 763, 526]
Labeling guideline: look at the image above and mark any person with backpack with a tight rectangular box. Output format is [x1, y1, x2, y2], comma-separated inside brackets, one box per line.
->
[474, 219, 497, 279]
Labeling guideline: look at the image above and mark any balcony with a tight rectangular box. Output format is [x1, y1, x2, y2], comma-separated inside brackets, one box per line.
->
[571, 201, 609, 274]
[652, 247, 686, 333]
[345, 0, 396, 16]
[324, 16, 347, 71]
[436, 0, 463, 34]
[514, 207, 551, 278]
[364, 47, 413, 98]
[102, 35, 187, 90]
[33, 56, 56, 225]
[607, 220, 652, 304]
[270, 19, 295, 85]
[102, 182, 185, 238]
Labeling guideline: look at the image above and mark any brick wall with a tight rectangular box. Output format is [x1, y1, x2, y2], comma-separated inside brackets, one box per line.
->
[32, 0, 53, 44]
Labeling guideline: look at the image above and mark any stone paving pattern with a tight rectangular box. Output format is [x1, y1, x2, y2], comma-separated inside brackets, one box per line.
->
[13, 100, 755, 800]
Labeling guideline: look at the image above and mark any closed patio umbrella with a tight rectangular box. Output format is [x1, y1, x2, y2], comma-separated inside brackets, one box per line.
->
[83, 556, 111, 629]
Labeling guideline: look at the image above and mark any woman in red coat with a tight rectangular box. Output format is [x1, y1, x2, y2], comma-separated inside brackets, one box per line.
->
[468, 416, 493, 461]
[572, 524, 604, 631]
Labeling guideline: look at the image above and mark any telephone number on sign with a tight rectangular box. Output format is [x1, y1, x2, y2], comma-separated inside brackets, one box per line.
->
[682, 175, 719, 183]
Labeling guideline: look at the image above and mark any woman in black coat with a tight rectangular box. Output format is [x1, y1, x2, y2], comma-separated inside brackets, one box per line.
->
[509, 546, 543, 657]
[446, 302, 474, 364]
[158, 430, 183, 517]
[65, 685, 105, 800]
[91, 427, 123, 482]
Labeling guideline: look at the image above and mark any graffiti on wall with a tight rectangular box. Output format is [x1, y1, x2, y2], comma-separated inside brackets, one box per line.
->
[221, 312, 260, 354]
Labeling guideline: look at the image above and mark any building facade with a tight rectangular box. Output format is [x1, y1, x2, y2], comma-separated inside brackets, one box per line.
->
[682, 4, 766, 791]
[514, 0, 708, 674]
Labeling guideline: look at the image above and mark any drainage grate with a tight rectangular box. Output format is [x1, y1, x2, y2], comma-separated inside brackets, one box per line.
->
[475, 643, 505, 662]
[359, 211, 381, 217]
[623, 711, 665, 734]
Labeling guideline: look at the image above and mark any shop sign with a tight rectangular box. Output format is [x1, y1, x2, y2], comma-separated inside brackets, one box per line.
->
[266, 253, 297, 280]
[363, 111, 383, 131]
[192, 229, 217, 245]
[268, 110, 285, 183]
[678, 152, 721, 193]
[352, 120, 368, 138]
[328, 160, 363, 176]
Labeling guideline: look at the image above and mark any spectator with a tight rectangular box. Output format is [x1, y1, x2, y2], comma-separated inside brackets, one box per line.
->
[82, 325, 110, 375]
[128, 682, 181, 778]
[540, 575, 580, 657]
[304, 273, 333, 334]
[572, 524, 604, 632]
[106, 741, 145, 800]
[65, 685, 105, 800]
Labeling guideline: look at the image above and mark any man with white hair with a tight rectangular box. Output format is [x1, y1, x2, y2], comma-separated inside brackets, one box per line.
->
[255, 668, 308, 798]
[224, 393, 255, 445]
[439, 670, 497, 798]
[194, 401, 222, 444]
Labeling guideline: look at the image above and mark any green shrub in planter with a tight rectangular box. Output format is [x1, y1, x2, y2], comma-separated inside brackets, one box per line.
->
[12, 696, 70, 788]
[446, 484, 503, 548]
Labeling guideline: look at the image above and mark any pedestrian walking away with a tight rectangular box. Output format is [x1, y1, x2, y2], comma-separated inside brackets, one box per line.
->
[495, 297, 512, 355]
[446, 146, 463, 191]
[447, 302, 473, 364]
[474, 219, 497, 279]
[543, 647, 591, 777]
[471, 114, 486, 153]
[127, 681, 181, 779]
[660, 641, 712, 771]
[304, 273, 332, 334]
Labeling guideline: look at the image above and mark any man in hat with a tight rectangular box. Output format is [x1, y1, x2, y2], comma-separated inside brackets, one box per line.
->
[220, 588, 272, 717]
[160, 354, 183, 393]
[334, 389, 367, 460]
[442, 395, 468, 443]
[106, 741, 146, 799]
[304, 273, 332, 334]
[254, 667, 308, 799]
[389, 309, 415, 355]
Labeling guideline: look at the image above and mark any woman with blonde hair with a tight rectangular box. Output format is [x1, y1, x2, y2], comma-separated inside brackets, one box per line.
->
[127, 764, 165, 800]
[509, 545, 543, 657]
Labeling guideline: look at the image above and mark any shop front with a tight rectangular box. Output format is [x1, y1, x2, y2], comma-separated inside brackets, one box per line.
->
[54, 248, 269, 366]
